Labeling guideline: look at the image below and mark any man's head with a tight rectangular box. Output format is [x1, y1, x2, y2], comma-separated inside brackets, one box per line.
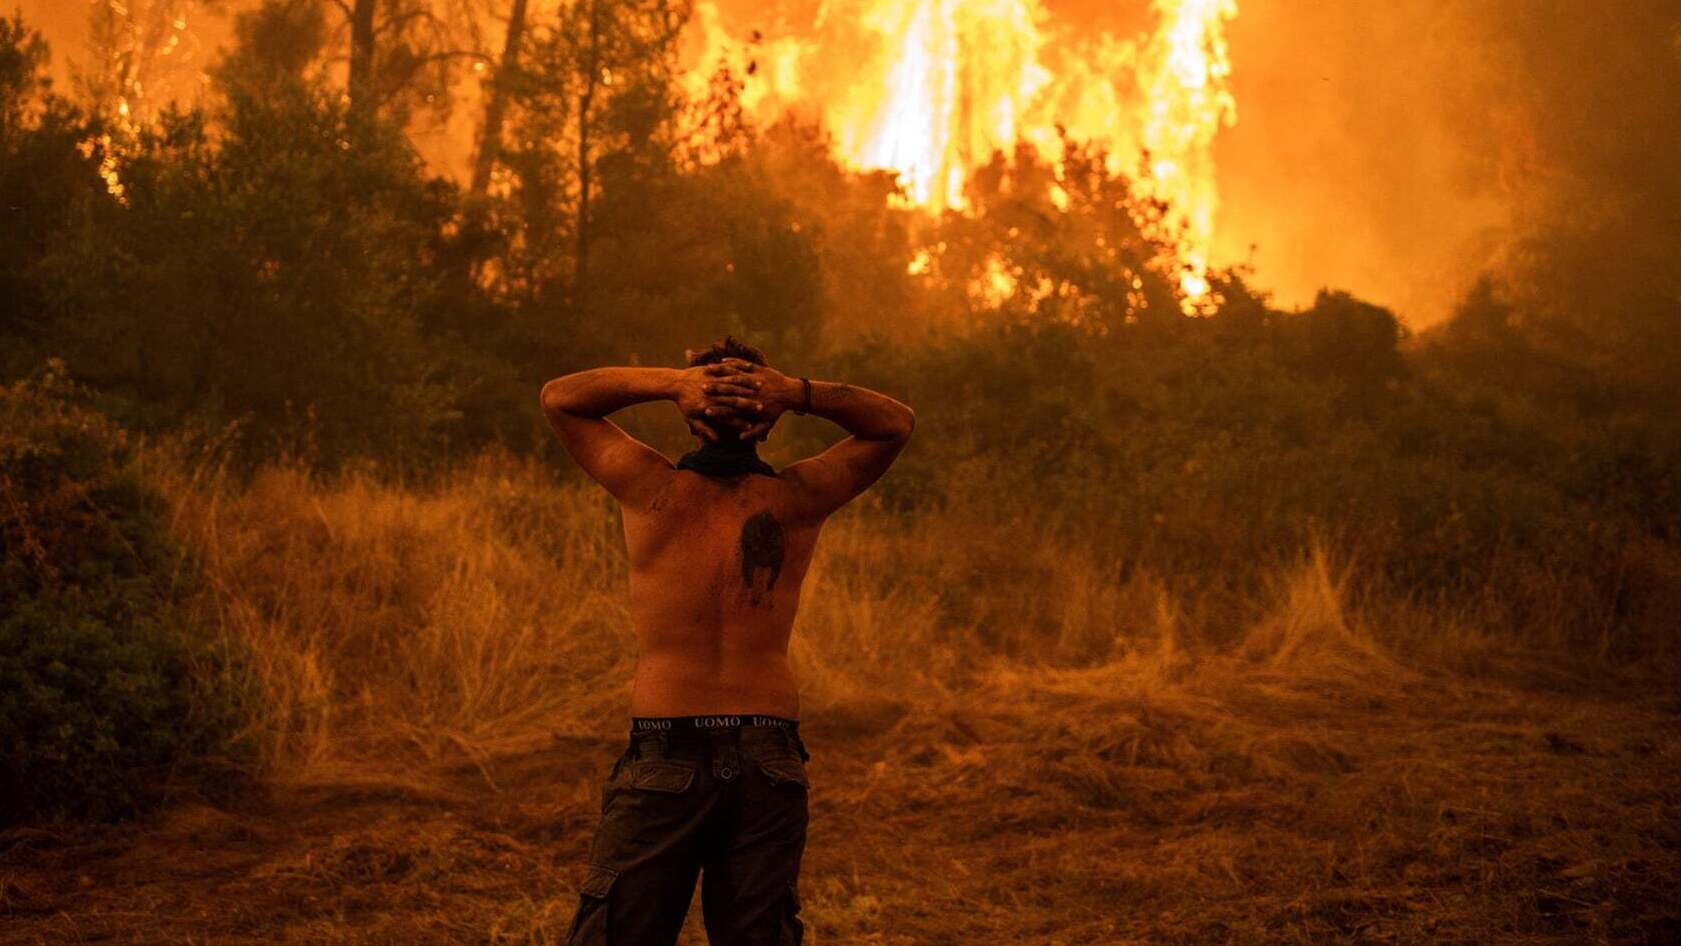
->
[684, 336, 769, 445]
[685, 336, 768, 372]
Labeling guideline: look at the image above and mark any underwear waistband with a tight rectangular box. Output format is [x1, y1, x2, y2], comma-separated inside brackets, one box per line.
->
[630, 714, 799, 735]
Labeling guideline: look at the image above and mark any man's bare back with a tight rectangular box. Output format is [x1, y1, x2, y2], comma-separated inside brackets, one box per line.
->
[540, 338, 915, 721]
[624, 472, 819, 717]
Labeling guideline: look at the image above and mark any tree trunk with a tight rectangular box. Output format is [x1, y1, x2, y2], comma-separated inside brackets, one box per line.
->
[348, 0, 377, 119]
[469, 0, 529, 196]
[574, 0, 600, 301]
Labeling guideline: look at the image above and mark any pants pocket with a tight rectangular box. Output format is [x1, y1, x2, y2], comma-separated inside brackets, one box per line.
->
[622, 760, 697, 793]
[565, 864, 619, 945]
[756, 755, 809, 790]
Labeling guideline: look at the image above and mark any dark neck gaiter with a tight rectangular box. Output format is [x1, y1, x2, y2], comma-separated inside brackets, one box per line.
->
[675, 440, 778, 478]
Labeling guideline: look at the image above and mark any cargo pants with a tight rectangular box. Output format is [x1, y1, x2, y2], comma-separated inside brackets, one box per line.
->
[564, 716, 811, 945]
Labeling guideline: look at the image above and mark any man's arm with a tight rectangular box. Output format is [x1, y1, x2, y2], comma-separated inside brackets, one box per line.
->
[723, 359, 915, 522]
[539, 365, 758, 506]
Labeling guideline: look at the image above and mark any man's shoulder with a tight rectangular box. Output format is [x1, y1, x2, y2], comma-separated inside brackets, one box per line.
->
[654, 467, 811, 511]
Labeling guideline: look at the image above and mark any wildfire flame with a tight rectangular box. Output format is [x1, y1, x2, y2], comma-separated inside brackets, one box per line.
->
[1137, 0, 1238, 304]
[826, 0, 1050, 211]
[83, 0, 206, 205]
[73, 0, 1240, 310]
[688, 0, 1239, 310]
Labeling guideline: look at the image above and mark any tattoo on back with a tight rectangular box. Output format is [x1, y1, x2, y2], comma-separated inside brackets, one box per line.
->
[739, 510, 786, 607]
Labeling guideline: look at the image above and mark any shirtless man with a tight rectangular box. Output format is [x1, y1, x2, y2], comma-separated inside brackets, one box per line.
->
[539, 337, 915, 946]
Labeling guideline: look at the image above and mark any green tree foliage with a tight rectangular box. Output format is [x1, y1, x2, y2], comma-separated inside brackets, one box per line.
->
[1, 364, 252, 824]
[1275, 290, 1408, 417]
[915, 138, 1182, 331]
[28, 4, 460, 464]
[743, 120, 916, 350]
[0, 10, 46, 134]
[0, 2, 1675, 672]
[484, 0, 689, 298]
[0, 14, 102, 379]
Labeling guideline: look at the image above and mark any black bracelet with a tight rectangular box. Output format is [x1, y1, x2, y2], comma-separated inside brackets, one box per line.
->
[796, 376, 812, 415]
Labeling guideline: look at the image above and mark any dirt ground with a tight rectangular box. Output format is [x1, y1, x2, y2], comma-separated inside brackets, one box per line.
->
[4, 659, 1679, 946]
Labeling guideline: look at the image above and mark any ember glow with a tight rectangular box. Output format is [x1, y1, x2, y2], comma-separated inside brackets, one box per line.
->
[689, 0, 1239, 309]
[90, 0, 204, 128]
[79, 0, 206, 205]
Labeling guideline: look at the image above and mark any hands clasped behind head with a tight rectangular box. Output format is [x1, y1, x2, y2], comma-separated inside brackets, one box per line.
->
[687, 359, 769, 442]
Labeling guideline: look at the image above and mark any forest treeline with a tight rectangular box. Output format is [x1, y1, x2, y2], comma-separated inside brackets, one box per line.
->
[2, 1, 1679, 653]
[3, 2, 1681, 824]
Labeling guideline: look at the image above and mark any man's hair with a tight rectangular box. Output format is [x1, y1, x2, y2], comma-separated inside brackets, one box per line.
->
[686, 335, 769, 368]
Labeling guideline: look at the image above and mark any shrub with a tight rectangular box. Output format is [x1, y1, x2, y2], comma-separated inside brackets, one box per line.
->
[814, 309, 1678, 661]
[0, 361, 252, 824]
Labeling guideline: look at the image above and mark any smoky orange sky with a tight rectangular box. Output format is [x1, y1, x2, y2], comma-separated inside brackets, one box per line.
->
[1210, 0, 1513, 325]
[18, 0, 1668, 328]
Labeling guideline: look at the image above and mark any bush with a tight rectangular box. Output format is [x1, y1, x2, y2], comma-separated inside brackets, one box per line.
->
[820, 307, 1678, 660]
[0, 361, 252, 824]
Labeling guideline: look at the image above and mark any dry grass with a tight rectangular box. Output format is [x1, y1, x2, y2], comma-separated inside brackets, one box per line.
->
[141, 451, 640, 773]
[2, 451, 1677, 944]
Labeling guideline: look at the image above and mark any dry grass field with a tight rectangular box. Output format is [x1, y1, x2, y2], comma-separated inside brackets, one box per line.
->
[3, 455, 1678, 945]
